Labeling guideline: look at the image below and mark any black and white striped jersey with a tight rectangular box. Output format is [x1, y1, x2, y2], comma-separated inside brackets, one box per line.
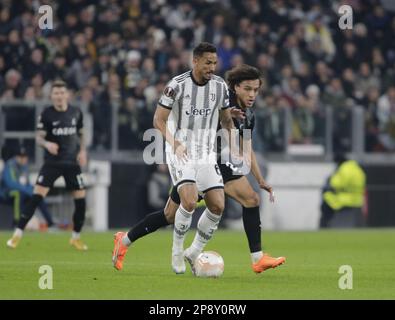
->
[159, 70, 230, 160]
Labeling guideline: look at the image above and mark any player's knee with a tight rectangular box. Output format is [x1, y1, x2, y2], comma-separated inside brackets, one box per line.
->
[243, 192, 260, 208]
[180, 197, 197, 212]
[208, 203, 224, 215]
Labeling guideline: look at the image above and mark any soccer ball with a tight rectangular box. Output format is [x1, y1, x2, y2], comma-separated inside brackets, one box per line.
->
[194, 251, 224, 278]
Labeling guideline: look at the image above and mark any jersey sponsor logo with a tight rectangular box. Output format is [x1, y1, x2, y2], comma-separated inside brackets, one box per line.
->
[185, 106, 211, 117]
[164, 86, 175, 98]
[52, 127, 77, 136]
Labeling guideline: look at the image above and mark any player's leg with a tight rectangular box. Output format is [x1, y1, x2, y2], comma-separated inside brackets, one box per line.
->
[6, 164, 57, 248]
[167, 156, 199, 273]
[172, 182, 198, 273]
[65, 164, 88, 250]
[37, 198, 55, 227]
[124, 194, 179, 246]
[184, 164, 225, 273]
[224, 176, 285, 273]
[184, 188, 224, 273]
[112, 195, 179, 270]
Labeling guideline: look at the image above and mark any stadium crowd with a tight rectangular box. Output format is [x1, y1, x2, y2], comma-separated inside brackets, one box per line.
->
[0, 0, 395, 153]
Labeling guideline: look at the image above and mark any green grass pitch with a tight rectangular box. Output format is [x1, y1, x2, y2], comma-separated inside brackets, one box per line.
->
[1, 229, 394, 299]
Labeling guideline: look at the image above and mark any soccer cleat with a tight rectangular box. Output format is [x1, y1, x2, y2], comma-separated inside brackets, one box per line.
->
[112, 232, 129, 271]
[6, 235, 21, 249]
[252, 254, 286, 274]
[172, 251, 186, 274]
[183, 247, 197, 275]
[69, 238, 88, 251]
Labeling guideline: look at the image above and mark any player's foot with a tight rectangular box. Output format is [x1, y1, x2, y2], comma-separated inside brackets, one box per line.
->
[112, 232, 129, 271]
[183, 247, 197, 275]
[172, 251, 186, 274]
[252, 254, 286, 274]
[69, 238, 88, 251]
[6, 235, 21, 249]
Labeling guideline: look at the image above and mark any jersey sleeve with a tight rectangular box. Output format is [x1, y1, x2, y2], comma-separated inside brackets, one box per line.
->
[77, 109, 84, 132]
[36, 110, 49, 133]
[221, 83, 230, 110]
[158, 79, 180, 110]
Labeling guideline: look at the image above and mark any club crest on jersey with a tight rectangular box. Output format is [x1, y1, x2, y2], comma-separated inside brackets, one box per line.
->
[72, 118, 76, 125]
[210, 93, 216, 101]
[164, 86, 175, 98]
[185, 105, 211, 117]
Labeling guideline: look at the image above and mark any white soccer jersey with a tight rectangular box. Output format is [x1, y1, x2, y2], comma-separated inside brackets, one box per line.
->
[158, 70, 230, 161]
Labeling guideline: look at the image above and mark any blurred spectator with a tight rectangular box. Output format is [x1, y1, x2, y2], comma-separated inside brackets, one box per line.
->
[255, 93, 286, 152]
[0, 0, 393, 154]
[0, 69, 26, 100]
[90, 72, 120, 150]
[0, 146, 55, 228]
[323, 78, 352, 152]
[320, 153, 366, 228]
[377, 86, 395, 151]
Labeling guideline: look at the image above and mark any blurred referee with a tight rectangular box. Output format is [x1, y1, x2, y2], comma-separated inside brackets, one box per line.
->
[6, 80, 88, 250]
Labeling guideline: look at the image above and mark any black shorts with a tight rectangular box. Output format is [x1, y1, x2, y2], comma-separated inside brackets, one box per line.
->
[169, 161, 243, 205]
[36, 163, 85, 190]
[218, 161, 244, 184]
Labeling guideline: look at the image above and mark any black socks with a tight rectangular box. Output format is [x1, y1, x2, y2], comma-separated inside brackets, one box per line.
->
[73, 198, 86, 233]
[127, 210, 169, 243]
[242, 206, 262, 253]
[17, 194, 44, 230]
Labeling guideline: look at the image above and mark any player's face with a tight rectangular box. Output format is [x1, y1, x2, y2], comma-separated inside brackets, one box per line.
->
[193, 52, 217, 82]
[51, 87, 69, 110]
[235, 79, 261, 108]
[16, 155, 28, 166]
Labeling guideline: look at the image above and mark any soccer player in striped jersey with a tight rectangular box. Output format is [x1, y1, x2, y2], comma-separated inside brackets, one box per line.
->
[112, 64, 285, 274]
[116, 42, 236, 274]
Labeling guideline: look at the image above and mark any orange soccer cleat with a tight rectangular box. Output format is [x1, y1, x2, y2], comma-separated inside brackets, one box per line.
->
[112, 232, 129, 270]
[252, 254, 286, 274]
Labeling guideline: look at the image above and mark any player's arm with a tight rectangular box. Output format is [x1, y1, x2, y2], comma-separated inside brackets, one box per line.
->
[153, 106, 187, 161]
[77, 129, 87, 167]
[76, 111, 87, 166]
[242, 138, 275, 202]
[36, 130, 59, 155]
[36, 112, 59, 155]
[220, 108, 240, 158]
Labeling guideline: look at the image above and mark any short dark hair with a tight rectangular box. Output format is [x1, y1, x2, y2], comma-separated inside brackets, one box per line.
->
[226, 64, 262, 90]
[193, 42, 217, 58]
[51, 80, 67, 90]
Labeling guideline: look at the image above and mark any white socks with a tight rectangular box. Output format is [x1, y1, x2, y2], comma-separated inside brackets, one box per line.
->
[172, 205, 194, 253]
[122, 234, 132, 247]
[187, 208, 221, 262]
[13, 228, 23, 238]
[251, 251, 264, 264]
[71, 231, 80, 240]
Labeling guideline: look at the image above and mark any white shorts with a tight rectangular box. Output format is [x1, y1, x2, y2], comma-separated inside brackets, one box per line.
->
[166, 153, 224, 194]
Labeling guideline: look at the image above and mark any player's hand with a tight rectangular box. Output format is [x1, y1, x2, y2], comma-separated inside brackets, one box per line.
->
[174, 141, 188, 164]
[230, 107, 245, 120]
[77, 149, 88, 167]
[259, 180, 275, 203]
[45, 142, 59, 155]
